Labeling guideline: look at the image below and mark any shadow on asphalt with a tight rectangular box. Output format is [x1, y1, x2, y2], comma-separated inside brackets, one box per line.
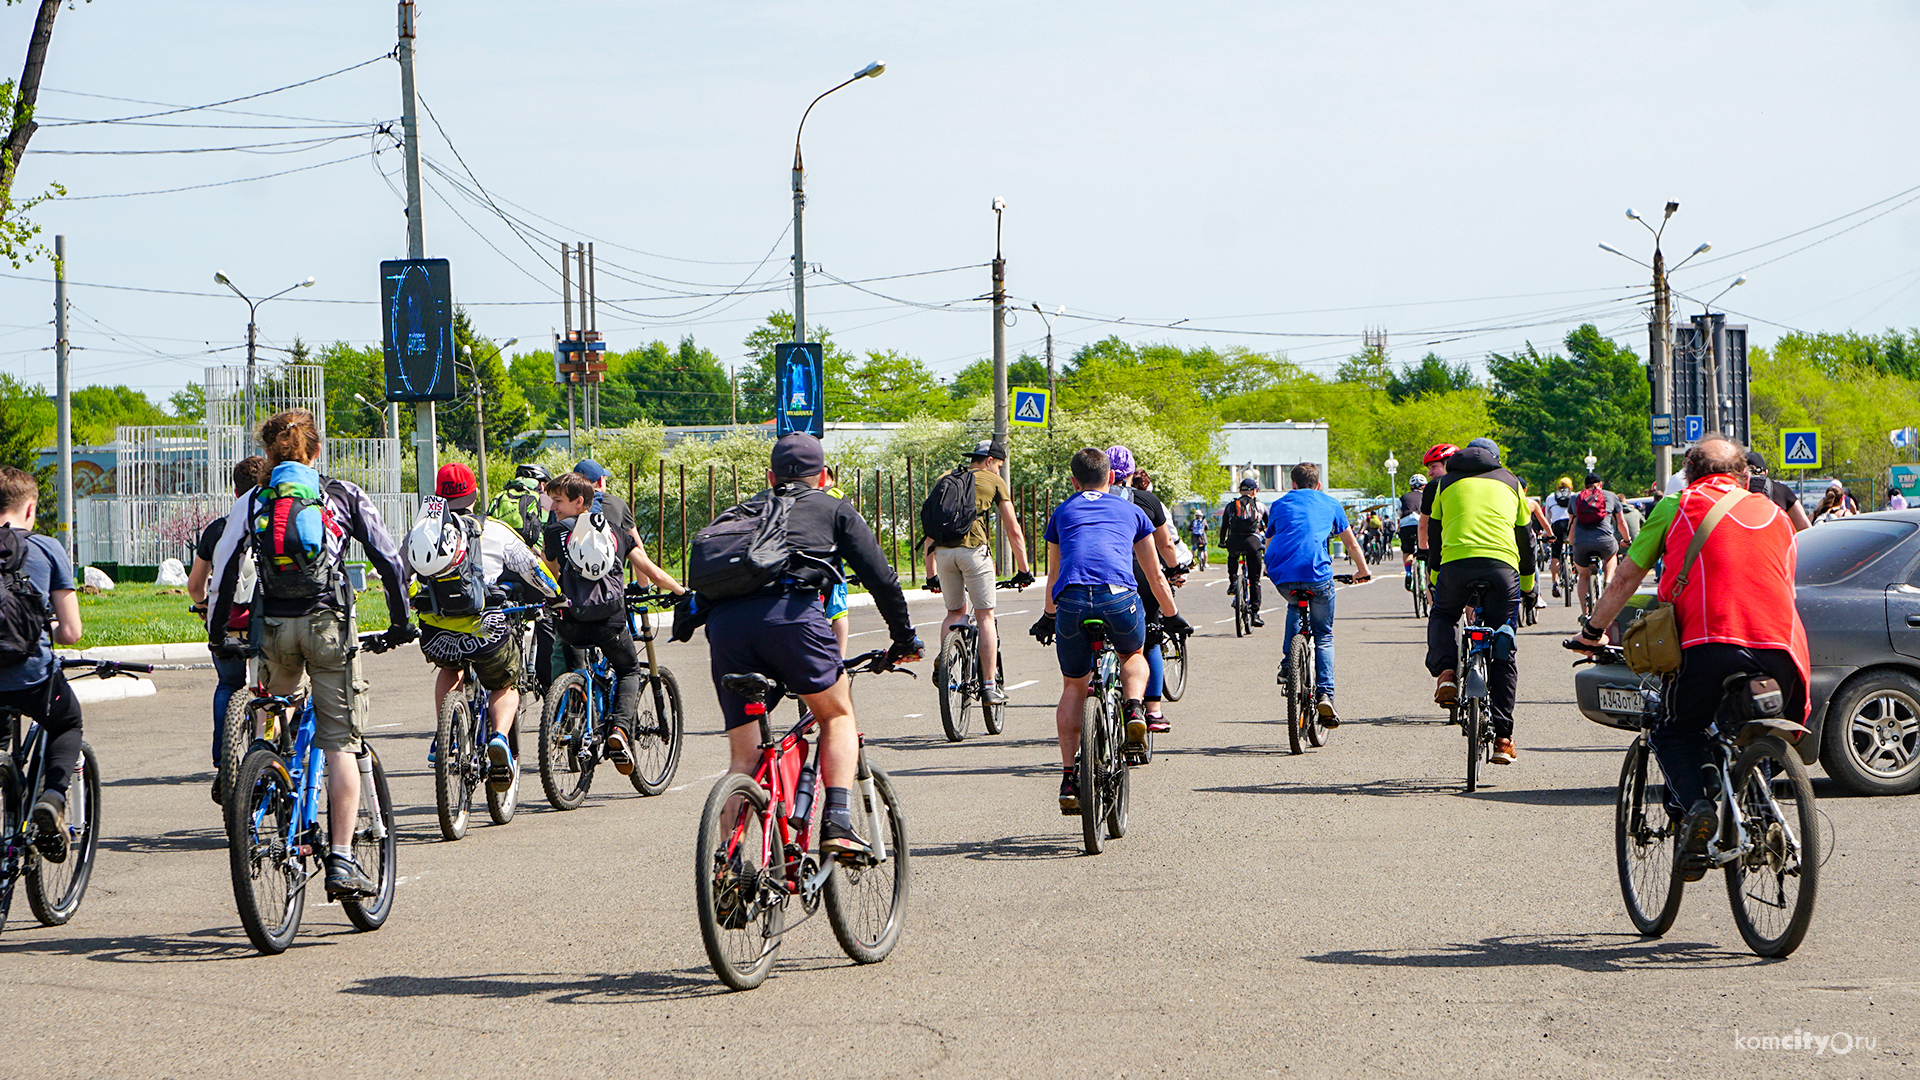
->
[1303, 932, 1772, 972]
[914, 834, 1083, 861]
[102, 771, 214, 789]
[339, 966, 743, 1003]
[1196, 777, 1464, 798]
[96, 826, 227, 855]
[0, 923, 343, 962]
[1465, 785, 1614, 806]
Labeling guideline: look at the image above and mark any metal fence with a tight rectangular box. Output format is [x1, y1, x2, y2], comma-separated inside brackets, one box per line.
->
[76, 491, 419, 572]
[115, 426, 209, 498]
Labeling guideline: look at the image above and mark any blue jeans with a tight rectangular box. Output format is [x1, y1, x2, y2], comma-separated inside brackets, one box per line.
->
[1052, 584, 1145, 679]
[211, 651, 249, 766]
[1273, 579, 1336, 698]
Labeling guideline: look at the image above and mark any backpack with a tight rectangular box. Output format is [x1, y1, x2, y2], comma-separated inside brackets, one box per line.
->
[414, 510, 490, 618]
[225, 527, 257, 634]
[688, 488, 798, 601]
[920, 467, 980, 547]
[1224, 496, 1261, 535]
[250, 462, 344, 603]
[489, 484, 543, 549]
[0, 529, 49, 669]
[1575, 487, 1609, 526]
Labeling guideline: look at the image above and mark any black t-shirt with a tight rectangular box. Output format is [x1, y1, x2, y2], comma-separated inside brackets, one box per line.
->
[1398, 490, 1422, 521]
[195, 516, 226, 563]
[1749, 475, 1797, 513]
[598, 490, 638, 536]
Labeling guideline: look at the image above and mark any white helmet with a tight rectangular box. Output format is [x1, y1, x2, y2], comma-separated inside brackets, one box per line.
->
[407, 496, 469, 578]
[566, 512, 619, 581]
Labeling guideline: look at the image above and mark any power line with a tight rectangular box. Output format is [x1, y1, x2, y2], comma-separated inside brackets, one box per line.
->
[33, 131, 378, 156]
[41, 55, 392, 127]
[57, 143, 384, 200]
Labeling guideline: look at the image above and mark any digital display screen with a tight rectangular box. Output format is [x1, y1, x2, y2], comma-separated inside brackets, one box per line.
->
[380, 258, 456, 402]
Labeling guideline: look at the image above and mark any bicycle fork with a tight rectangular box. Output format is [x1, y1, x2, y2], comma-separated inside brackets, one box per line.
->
[854, 738, 888, 864]
[357, 750, 387, 844]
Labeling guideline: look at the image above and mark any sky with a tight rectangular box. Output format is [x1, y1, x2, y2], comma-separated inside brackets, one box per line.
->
[4, 0, 1919, 404]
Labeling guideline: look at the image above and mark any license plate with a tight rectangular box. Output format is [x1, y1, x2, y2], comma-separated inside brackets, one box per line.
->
[1598, 687, 1642, 715]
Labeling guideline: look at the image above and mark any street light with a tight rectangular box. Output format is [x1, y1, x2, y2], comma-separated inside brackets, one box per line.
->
[1032, 302, 1064, 429]
[1384, 452, 1399, 498]
[1698, 275, 1747, 436]
[1601, 203, 1710, 492]
[456, 336, 518, 505]
[214, 272, 315, 439]
[791, 61, 885, 345]
[351, 392, 392, 440]
[1584, 449, 1598, 475]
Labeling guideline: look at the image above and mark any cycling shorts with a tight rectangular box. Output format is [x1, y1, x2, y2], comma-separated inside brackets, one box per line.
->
[1570, 538, 1617, 567]
[1052, 584, 1145, 680]
[1398, 525, 1419, 555]
[1550, 519, 1571, 560]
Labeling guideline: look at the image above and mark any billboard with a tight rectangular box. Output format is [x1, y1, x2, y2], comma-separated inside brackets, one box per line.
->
[775, 341, 824, 438]
[380, 258, 456, 402]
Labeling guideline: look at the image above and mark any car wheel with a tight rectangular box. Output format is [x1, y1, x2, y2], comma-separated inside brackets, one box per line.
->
[1819, 670, 1920, 796]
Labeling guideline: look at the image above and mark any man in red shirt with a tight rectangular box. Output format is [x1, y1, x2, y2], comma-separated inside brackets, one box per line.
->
[1573, 436, 1809, 876]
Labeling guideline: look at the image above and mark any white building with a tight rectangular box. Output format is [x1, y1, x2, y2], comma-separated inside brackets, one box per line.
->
[1216, 422, 1331, 499]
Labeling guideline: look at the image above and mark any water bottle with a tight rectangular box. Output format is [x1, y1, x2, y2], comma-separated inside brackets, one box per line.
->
[788, 764, 818, 829]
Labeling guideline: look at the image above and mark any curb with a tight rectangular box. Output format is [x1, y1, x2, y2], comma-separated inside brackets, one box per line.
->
[71, 675, 157, 705]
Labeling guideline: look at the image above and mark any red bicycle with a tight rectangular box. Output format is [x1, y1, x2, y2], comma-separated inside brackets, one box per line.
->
[695, 649, 913, 991]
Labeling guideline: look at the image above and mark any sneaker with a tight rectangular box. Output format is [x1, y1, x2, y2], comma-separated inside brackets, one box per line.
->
[1490, 737, 1517, 765]
[30, 791, 67, 864]
[1676, 800, 1718, 882]
[1434, 673, 1458, 706]
[1123, 701, 1148, 748]
[1146, 712, 1170, 734]
[604, 724, 635, 777]
[982, 684, 1008, 706]
[819, 819, 872, 863]
[486, 733, 516, 793]
[1403, 570, 1412, 592]
[427, 739, 438, 767]
[1058, 769, 1080, 815]
[1550, 583, 1561, 599]
[325, 853, 377, 900]
[1316, 695, 1340, 729]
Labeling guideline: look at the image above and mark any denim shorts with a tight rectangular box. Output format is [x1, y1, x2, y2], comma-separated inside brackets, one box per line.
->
[1053, 584, 1145, 679]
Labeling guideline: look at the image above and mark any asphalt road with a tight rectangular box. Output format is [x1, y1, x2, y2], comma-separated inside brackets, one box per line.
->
[5, 568, 1915, 1078]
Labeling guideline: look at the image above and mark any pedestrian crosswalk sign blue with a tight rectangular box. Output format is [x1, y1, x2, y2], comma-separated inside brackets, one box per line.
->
[1781, 428, 1822, 469]
[1011, 387, 1049, 427]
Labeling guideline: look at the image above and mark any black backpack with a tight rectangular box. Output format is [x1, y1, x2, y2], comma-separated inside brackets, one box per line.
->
[415, 512, 490, 618]
[0, 529, 48, 669]
[920, 467, 979, 546]
[688, 488, 798, 601]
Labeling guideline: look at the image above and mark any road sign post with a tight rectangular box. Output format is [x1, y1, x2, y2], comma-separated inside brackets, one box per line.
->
[1651, 413, 1673, 448]
[1683, 414, 1705, 444]
[1011, 387, 1050, 428]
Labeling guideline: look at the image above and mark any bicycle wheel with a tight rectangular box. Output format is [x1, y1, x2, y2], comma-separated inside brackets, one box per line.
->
[936, 632, 975, 742]
[433, 691, 475, 841]
[538, 672, 595, 810]
[216, 692, 254, 807]
[1464, 697, 1484, 793]
[982, 649, 1007, 734]
[1615, 737, 1682, 936]
[1078, 694, 1107, 855]
[1162, 634, 1188, 703]
[342, 747, 397, 932]
[1233, 580, 1250, 638]
[695, 772, 783, 990]
[824, 765, 910, 964]
[26, 740, 100, 927]
[1561, 565, 1574, 607]
[226, 748, 303, 955]
[0, 757, 19, 934]
[1285, 633, 1310, 755]
[1725, 738, 1820, 957]
[486, 713, 523, 826]
[1104, 695, 1130, 840]
[629, 667, 685, 796]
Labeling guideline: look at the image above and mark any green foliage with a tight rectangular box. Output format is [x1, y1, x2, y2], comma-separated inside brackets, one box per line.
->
[946, 355, 1048, 405]
[1485, 324, 1652, 494]
[1768, 328, 1920, 381]
[507, 350, 561, 427]
[603, 337, 731, 426]
[838, 348, 960, 421]
[1335, 351, 1391, 390]
[0, 371, 52, 469]
[738, 312, 856, 423]
[1750, 339, 1920, 484]
[315, 340, 403, 439]
[442, 306, 534, 455]
[1056, 337, 1233, 493]
[68, 384, 170, 444]
[1388, 353, 1477, 403]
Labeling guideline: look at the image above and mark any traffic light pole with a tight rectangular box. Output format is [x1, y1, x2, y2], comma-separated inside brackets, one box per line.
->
[398, 0, 435, 497]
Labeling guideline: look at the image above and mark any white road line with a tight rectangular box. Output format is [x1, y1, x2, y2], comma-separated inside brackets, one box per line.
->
[1005, 680, 1037, 691]
[667, 769, 727, 794]
[1212, 618, 1234, 625]
[1202, 579, 1225, 588]
[903, 713, 923, 718]
[371, 723, 400, 729]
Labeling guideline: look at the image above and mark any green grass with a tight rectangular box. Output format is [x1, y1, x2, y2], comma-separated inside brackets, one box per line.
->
[72, 583, 392, 649]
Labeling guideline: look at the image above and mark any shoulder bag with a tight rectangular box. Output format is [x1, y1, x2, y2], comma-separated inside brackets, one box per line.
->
[1621, 488, 1746, 675]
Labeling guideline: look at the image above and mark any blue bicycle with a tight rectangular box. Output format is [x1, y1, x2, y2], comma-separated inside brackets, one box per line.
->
[434, 603, 547, 841]
[225, 631, 398, 955]
[538, 590, 684, 809]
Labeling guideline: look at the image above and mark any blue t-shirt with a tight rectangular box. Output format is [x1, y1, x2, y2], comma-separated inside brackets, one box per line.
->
[1043, 490, 1153, 600]
[1263, 489, 1350, 586]
[0, 529, 74, 693]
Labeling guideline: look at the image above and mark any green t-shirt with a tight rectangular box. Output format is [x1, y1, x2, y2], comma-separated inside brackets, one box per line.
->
[1429, 471, 1531, 568]
[959, 467, 1009, 550]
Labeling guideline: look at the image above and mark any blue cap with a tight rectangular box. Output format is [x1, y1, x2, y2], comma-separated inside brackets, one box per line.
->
[574, 459, 610, 481]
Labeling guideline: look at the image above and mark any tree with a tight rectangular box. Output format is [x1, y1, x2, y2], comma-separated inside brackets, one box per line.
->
[835, 348, 955, 421]
[315, 340, 403, 439]
[945, 355, 1047, 406]
[1387, 352, 1477, 403]
[605, 336, 732, 426]
[1750, 337, 1920, 485]
[442, 306, 534, 455]
[1334, 349, 1391, 390]
[1, 1, 77, 268]
[507, 349, 561, 429]
[69, 384, 169, 444]
[1486, 324, 1652, 493]
[0, 371, 51, 469]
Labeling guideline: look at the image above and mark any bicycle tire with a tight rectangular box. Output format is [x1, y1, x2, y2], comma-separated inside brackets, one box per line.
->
[936, 632, 975, 743]
[1233, 579, 1250, 638]
[1078, 694, 1106, 855]
[1465, 697, 1483, 793]
[1725, 738, 1819, 957]
[1162, 634, 1188, 703]
[1105, 693, 1130, 840]
[0, 757, 19, 934]
[1615, 737, 1682, 937]
[824, 765, 910, 964]
[486, 716, 522, 825]
[434, 691, 475, 842]
[629, 667, 685, 796]
[216, 692, 254, 807]
[1561, 564, 1574, 607]
[695, 772, 783, 990]
[538, 672, 595, 811]
[342, 746, 397, 932]
[983, 649, 1007, 734]
[1285, 632, 1309, 755]
[227, 747, 303, 955]
[26, 740, 100, 927]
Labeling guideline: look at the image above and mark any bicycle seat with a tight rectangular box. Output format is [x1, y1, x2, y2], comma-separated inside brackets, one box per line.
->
[1287, 588, 1316, 602]
[1078, 617, 1108, 642]
[721, 672, 779, 704]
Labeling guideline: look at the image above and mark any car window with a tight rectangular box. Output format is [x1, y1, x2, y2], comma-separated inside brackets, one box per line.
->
[1796, 519, 1917, 585]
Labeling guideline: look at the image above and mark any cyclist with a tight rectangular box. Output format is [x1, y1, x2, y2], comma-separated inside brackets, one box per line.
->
[1544, 476, 1576, 597]
[928, 440, 1032, 706]
[206, 409, 414, 900]
[702, 434, 921, 860]
[0, 467, 85, 862]
[1030, 447, 1187, 813]
[1424, 437, 1535, 766]
[543, 471, 647, 775]
[487, 461, 551, 550]
[407, 463, 559, 788]
[1221, 476, 1268, 627]
[1112, 452, 1184, 734]
[1744, 451, 1813, 532]
[1265, 463, 1371, 724]
[1568, 471, 1628, 613]
[1571, 435, 1808, 877]
[1186, 508, 1208, 568]
[187, 454, 269, 801]
[1398, 475, 1427, 589]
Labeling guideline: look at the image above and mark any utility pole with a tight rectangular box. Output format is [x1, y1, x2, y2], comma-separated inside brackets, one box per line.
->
[991, 198, 1008, 453]
[730, 365, 738, 426]
[1033, 301, 1061, 432]
[53, 234, 72, 562]
[464, 344, 487, 505]
[1650, 246, 1672, 491]
[397, 0, 435, 498]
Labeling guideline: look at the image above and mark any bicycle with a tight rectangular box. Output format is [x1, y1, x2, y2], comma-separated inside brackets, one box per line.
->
[696, 649, 913, 991]
[1230, 571, 1253, 638]
[1066, 615, 1138, 853]
[1578, 553, 1609, 618]
[1447, 583, 1512, 793]
[1190, 536, 1208, 571]
[225, 631, 398, 955]
[433, 602, 547, 841]
[1558, 548, 1576, 608]
[934, 577, 1023, 742]
[1570, 643, 1820, 957]
[1410, 557, 1430, 619]
[538, 589, 685, 809]
[0, 657, 146, 935]
[1276, 575, 1352, 755]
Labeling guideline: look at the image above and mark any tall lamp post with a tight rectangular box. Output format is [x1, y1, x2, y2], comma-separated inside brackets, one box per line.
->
[1384, 452, 1399, 499]
[1584, 449, 1598, 478]
[352, 392, 393, 440]
[1032, 302, 1064, 430]
[1698, 275, 1748, 436]
[791, 61, 885, 346]
[214, 272, 314, 439]
[1600, 202, 1709, 491]
[457, 336, 517, 505]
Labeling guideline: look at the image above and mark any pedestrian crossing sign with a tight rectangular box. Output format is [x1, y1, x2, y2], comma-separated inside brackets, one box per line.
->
[1011, 387, 1050, 427]
[1781, 428, 1822, 469]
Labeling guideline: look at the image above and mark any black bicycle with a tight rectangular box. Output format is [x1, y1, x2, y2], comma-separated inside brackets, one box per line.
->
[433, 603, 546, 841]
[0, 658, 144, 935]
[1448, 584, 1509, 793]
[934, 578, 1023, 742]
[1072, 616, 1135, 855]
[539, 590, 685, 808]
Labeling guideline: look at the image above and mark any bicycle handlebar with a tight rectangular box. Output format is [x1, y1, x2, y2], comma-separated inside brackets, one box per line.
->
[624, 587, 682, 609]
[1564, 638, 1625, 666]
[843, 648, 919, 679]
[58, 657, 155, 678]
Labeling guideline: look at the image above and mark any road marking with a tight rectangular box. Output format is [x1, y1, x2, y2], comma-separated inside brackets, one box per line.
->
[1005, 680, 1037, 691]
[667, 769, 727, 794]
[1202, 580, 1225, 588]
[903, 713, 923, 718]
[371, 723, 400, 729]
[1212, 618, 1233, 625]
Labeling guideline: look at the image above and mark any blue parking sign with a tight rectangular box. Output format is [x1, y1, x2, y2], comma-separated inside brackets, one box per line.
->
[1683, 414, 1705, 443]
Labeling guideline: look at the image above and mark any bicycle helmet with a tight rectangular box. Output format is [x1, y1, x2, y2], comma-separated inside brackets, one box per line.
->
[1556, 476, 1573, 490]
[1105, 445, 1135, 479]
[1408, 474, 1426, 488]
[515, 462, 551, 483]
[406, 496, 469, 578]
[566, 512, 620, 581]
[1422, 444, 1458, 466]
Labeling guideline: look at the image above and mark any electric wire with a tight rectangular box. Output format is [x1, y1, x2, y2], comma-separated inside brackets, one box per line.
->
[40, 55, 392, 127]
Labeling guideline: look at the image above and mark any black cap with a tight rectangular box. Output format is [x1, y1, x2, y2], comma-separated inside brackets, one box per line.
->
[1238, 476, 1259, 490]
[771, 433, 826, 477]
[965, 439, 1008, 461]
[1744, 450, 1768, 473]
[1585, 471, 1603, 485]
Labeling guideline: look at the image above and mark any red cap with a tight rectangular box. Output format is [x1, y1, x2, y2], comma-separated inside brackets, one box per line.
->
[436, 462, 477, 501]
